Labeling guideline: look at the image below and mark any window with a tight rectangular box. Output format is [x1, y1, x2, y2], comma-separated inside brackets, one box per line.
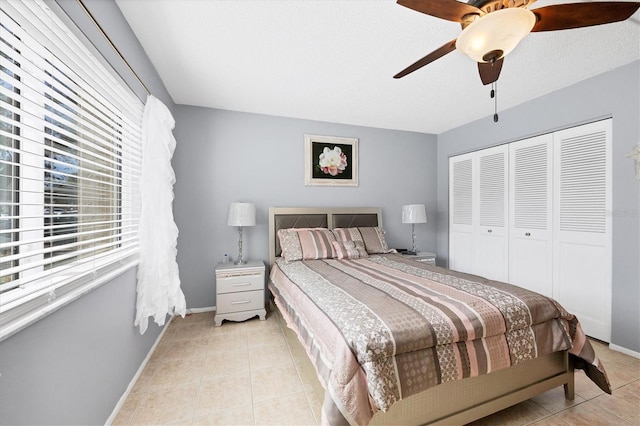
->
[0, 0, 143, 339]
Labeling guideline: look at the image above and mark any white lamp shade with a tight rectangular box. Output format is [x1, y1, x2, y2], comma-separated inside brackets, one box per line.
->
[456, 8, 536, 63]
[402, 204, 427, 224]
[227, 202, 256, 226]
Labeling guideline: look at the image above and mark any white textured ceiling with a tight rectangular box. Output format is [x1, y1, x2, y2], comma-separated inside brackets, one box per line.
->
[116, 0, 640, 134]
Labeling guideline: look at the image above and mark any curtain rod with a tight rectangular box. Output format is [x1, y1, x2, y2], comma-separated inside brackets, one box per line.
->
[76, 0, 151, 96]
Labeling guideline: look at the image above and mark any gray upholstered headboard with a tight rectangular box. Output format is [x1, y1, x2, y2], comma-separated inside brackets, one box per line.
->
[268, 207, 382, 265]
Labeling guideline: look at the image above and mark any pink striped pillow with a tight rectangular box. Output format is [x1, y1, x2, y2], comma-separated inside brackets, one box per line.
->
[277, 228, 338, 261]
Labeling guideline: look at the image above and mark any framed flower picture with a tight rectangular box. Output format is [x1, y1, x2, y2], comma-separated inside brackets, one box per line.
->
[304, 134, 358, 187]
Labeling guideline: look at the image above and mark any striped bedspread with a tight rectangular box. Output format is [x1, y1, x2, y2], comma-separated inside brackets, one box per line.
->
[269, 254, 610, 425]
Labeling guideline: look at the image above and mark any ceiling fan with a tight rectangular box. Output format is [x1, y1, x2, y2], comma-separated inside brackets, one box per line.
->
[394, 0, 640, 86]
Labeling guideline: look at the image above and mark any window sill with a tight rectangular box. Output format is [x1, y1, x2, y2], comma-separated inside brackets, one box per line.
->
[0, 254, 139, 342]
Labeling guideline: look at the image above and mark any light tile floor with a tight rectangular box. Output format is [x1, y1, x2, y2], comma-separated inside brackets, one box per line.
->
[113, 310, 640, 425]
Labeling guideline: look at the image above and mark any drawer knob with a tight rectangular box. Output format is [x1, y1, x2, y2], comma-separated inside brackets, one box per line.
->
[231, 300, 250, 305]
[487, 229, 493, 233]
[525, 232, 531, 237]
[233, 282, 252, 287]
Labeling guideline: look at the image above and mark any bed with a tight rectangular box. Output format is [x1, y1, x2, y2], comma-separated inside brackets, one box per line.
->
[267, 207, 610, 425]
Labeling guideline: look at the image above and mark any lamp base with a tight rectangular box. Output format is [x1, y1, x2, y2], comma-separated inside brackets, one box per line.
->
[411, 223, 418, 254]
[235, 226, 245, 265]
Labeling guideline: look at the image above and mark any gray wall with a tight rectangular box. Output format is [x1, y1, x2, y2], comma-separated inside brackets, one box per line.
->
[436, 61, 640, 353]
[0, 269, 160, 425]
[0, 2, 174, 424]
[172, 107, 437, 308]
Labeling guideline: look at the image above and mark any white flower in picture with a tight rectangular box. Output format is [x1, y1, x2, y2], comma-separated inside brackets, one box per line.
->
[318, 146, 348, 176]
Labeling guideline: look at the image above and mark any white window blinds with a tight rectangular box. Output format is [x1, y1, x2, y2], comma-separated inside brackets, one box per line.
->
[0, 0, 143, 339]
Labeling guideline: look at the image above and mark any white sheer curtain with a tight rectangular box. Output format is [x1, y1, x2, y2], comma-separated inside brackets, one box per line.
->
[134, 95, 186, 334]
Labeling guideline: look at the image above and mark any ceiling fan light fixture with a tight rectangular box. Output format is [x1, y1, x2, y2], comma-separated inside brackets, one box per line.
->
[456, 8, 536, 63]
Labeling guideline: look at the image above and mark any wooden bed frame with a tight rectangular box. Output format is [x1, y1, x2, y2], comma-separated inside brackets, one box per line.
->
[268, 207, 574, 425]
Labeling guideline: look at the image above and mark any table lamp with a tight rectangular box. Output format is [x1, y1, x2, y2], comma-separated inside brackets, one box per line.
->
[402, 204, 427, 255]
[227, 202, 256, 265]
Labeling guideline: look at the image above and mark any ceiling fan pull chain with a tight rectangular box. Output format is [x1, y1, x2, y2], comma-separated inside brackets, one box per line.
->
[491, 81, 499, 123]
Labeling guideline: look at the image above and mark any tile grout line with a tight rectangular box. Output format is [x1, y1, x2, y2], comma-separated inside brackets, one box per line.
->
[252, 312, 283, 425]
[249, 315, 307, 407]
[189, 351, 207, 425]
[245, 323, 259, 426]
[277, 310, 321, 426]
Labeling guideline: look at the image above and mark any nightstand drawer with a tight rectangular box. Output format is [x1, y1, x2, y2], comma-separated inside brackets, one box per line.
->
[217, 273, 263, 294]
[217, 289, 264, 314]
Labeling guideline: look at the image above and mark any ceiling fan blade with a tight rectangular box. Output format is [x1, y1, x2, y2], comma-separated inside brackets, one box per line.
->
[397, 0, 481, 23]
[394, 39, 457, 79]
[531, 2, 640, 32]
[478, 58, 504, 85]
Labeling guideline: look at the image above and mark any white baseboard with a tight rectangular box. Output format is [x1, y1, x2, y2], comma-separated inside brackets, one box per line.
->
[187, 306, 216, 314]
[104, 319, 173, 425]
[609, 343, 640, 359]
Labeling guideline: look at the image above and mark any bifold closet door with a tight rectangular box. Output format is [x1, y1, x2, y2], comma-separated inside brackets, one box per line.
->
[449, 153, 475, 274]
[449, 146, 508, 281]
[476, 145, 509, 282]
[508, 134, 553, 296]
[553, 119, 612, 342]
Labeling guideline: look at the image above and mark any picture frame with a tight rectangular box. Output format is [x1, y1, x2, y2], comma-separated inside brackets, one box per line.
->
[304, 134, 358, 187]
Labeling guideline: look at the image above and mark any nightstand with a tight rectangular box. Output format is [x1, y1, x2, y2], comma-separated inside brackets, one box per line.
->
[401, 251, 436, 265]
[214, 260, 266, 327]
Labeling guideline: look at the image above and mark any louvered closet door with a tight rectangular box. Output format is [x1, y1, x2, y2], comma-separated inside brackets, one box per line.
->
[553, 119, 612, 341]
[476, 145, 509, 282]
[509, 135, 553, 296]
[449, 154, 475, 274]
